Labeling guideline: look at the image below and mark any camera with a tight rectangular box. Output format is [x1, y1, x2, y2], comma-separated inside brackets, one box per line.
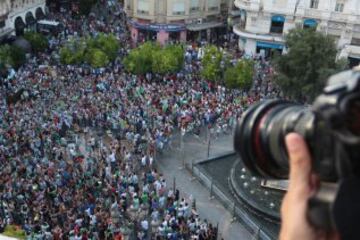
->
[234, 69, 360, 231]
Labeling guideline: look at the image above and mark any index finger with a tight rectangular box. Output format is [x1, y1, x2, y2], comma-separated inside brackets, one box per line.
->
[285, 133, 312, 194]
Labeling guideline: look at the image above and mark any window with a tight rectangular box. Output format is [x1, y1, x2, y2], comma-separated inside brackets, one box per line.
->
[310, 0, 319, 9]
[172, 2, 185, 15]
[351, 38, 360, 46]
[137, 0, 149, 14]
[190, 0, 200, 12]
[335, 2, 344, 12]
[270, 15, 285, 34]
[208, 0, 218, 11]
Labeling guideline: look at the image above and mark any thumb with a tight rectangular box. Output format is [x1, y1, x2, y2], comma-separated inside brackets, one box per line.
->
[285, 133, 312, 194]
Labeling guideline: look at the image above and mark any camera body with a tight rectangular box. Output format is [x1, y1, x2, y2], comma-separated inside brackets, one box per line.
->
[234, 69, 360, 230]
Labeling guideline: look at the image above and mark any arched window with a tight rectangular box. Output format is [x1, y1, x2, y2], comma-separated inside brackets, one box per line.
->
[270, 15, 285, 34]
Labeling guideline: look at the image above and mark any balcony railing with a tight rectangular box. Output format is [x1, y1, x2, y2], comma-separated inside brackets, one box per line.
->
[304, 8, 323, 18]
[234, 0, 260, 12]
[330, 11, 348, 22]
[233, 23, 285, 43]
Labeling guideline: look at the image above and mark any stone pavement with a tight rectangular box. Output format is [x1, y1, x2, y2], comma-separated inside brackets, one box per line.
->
[156, 132, 253, 240]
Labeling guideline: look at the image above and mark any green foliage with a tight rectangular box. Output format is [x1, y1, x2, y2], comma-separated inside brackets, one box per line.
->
[59, 34, 119, 67]
[152, 44, 184, 74]
[0, 45, 14, 67]
[225, 60, 254, 90]
[0, 44, 26, 69]
[201, 45, 223, 82]
[274, 27, 347, 101]
[24, 31, 48, 53]
[124, 42, 184, 75]
[124, 42, 159, 74]
[10, 45, 26, 68]
[85, 48, 109, 68]
[59, 38, 87, 65]
[3, 225, 26, 239]
[87, 33, 119, 61]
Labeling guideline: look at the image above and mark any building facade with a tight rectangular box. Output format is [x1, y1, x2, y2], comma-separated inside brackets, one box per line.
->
[0, 0, 13, 40]
[0, 0, 46, 39]
[124, 0, 233, 44]
[233, 0, 360, 63]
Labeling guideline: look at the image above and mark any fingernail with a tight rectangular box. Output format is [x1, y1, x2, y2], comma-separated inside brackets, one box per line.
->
[285, 133, 302, 151]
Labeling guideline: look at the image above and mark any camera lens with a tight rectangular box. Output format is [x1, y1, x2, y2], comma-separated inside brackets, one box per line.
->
[234, 100, 314, 179]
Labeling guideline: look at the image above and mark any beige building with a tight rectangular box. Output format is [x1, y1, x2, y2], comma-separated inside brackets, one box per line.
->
[0, 0, 12, 40]
[124, 0, 233, 44]
[0, 0, 46, 39]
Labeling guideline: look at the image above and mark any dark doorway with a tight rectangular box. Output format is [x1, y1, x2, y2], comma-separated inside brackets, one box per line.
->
[15, 17, 25, 36]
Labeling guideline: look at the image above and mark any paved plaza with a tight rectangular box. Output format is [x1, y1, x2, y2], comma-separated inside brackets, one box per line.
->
[156, 132, 253, 240]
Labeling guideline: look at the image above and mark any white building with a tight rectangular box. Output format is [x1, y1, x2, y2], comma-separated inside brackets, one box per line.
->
[0, 0, 13, 40]
[233, 0, 360, 64]
[0, 0, 46, 39]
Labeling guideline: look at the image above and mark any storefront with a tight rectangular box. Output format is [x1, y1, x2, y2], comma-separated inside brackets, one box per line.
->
[129, 20, 186, 45]
[256, 41, 284, 58]
[186, 21, 224, 43]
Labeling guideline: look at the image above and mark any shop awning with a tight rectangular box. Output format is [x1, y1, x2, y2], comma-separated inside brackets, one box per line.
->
[303, 19, 317, 27]
[186, 22, 223, 31]
[271, 15, 285, 23]
[257, 41, 284, 50]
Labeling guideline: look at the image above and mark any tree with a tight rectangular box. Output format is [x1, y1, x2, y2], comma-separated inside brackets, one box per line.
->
[59, 38, 87, 65]
[152, 44, 184, 74]
[201, 45, 223, 82]
[123, 42, 160, 75]
[0, 45, 26, 69]
[274, 27, 348, 101]
[24, 31, 48, 53]
[10, 46, 26, 69]
[0, 45, 14, 67]
[225, 60, 254, 90]
[87, 33, 120, 61]
[85, 48, 109, 68]
[59, 34, 118, 67]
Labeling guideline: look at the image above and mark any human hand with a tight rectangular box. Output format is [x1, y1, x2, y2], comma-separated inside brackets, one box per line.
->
[280, 133, 340, 240]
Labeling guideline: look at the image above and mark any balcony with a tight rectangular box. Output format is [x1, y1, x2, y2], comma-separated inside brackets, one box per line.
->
[330, 12, 349, 22]
[340, 44, 360, 59]
[233, 23, 284, 43]
[234, 0, 260, 12]
[304, 8, 326, 19]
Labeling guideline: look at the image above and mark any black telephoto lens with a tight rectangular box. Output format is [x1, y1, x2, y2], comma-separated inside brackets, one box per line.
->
[234, 100, 315, 179]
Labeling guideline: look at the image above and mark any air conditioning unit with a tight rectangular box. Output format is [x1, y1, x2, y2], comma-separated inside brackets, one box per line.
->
[197, 18, 203, 24]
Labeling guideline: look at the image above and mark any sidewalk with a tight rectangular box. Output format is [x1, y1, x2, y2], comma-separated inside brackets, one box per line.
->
[156, 133, 252, 240]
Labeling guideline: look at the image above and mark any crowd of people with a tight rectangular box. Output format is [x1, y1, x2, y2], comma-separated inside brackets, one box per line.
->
[0, 1, 278, 239]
